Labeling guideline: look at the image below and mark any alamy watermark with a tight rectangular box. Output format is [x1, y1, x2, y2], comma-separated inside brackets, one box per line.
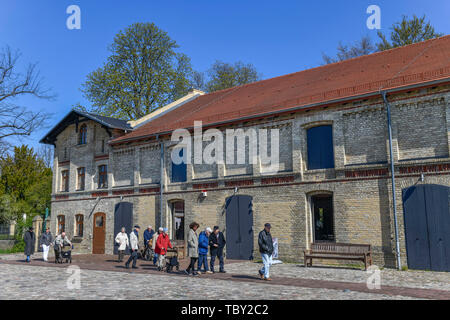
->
[366, 265, 381, 290]
[366, 5, 381, 30]
[171, 121, 281, 174]
[66, 265, 81, 289]
[66, 5, 81, 30]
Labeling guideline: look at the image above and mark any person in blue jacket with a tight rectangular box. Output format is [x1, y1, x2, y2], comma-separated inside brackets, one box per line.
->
[143, 225, 155, 259]
[198, 227, 213, 274]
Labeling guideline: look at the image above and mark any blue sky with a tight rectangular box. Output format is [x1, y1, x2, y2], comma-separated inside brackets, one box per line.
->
[0, 0, 449, 150]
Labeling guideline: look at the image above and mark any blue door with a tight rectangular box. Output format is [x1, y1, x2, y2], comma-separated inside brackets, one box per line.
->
[402, 184, 450, 271]
[113, 202, 133, 255]
[225, 195, 254, 260]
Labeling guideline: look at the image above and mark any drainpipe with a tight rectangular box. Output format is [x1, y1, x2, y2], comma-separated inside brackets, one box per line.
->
[159, 138, 164, 229]
[381, 91, 402, 270]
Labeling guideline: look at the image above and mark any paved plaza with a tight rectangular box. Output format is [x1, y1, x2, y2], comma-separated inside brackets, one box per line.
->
[0, 253, 449, 300]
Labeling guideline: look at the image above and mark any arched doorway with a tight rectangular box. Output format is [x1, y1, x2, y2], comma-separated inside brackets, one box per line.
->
[310, 193, 334, 242]
[92, 212, 106, 254]
[169, 200, 185, 241]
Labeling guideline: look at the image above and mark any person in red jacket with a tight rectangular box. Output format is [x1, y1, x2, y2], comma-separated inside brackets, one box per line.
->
[155, 227, 172, 271]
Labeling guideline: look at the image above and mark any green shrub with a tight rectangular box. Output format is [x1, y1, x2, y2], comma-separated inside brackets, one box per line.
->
[12, 239, 25, 252]
[0, 234, 15, 240]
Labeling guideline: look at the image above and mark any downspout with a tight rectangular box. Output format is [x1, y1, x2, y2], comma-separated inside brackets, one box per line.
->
[381, 91, 402, 270]
[159, 136, 164, 229]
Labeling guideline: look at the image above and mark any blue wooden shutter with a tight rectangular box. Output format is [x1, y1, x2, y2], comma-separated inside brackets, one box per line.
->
[171, 148, 187, 182]
[307, 125, 334, 170]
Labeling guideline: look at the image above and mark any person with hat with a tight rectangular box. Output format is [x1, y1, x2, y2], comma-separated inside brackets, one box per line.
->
[125, 225, 140, 269]
[258, 223, 274, 281]
[155, 227, 172, 271]
[24, 226, 36, 263]
[198, 227, 212, 274]
[209, 226, 226, 273]
[152, 227, 163, 265]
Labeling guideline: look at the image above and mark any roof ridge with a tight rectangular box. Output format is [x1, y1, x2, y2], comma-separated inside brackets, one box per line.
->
[110, 35, 450, 144]
[197, 35, 449, 98]
[84, 111, 128, 122]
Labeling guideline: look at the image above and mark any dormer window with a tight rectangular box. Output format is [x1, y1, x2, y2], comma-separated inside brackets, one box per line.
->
[78, 124, 87, 145]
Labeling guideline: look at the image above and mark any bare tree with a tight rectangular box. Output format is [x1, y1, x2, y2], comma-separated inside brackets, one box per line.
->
[37, 144, 54, 168]
[322, 36, 376, 64]
[0, 46, 53, 154]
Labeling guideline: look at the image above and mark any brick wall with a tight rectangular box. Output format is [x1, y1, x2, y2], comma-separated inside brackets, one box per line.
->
[49, 85, 450, 268]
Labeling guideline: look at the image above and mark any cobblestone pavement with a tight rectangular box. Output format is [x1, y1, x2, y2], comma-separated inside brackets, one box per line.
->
[0, 263, 416, 300]
[225, 262, 450, 292]
[1, 253, 449, 300]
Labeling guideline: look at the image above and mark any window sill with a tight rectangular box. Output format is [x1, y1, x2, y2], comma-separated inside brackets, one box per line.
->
[72, 237, 83, 243]
[305, 168, 335, 173]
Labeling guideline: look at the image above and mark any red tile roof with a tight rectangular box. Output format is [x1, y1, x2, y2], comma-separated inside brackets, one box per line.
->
[112, 35, 450, 144]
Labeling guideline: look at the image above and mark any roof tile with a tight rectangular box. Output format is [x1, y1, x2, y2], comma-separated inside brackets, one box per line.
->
[113, 35, 450, 144]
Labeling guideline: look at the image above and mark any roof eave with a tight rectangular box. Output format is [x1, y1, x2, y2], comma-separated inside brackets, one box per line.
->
[110, 77, 450, 146]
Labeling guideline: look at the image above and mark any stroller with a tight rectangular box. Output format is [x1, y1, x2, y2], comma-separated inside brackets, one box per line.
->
[55, 244, 73, 264]
[141, 240, 154, 261]
[164, 248, 180, 273]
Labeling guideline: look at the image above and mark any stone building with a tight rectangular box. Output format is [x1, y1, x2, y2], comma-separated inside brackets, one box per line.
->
[41, 36, 450, 270]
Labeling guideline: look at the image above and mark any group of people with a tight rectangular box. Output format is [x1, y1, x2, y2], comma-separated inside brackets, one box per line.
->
[114, 223, 228, 275]
[23, 226, 72, 262]
[23, 221, 275, 281]
[115, 225, 174, 270]
[185, 223, 226, 275]
[113, 222, 274, 280]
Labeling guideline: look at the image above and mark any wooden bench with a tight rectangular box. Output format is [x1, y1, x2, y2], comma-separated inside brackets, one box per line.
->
[303, 243, 373, 270]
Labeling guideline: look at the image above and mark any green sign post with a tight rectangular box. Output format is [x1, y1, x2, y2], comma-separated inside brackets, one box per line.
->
[42, 207, 49, 232]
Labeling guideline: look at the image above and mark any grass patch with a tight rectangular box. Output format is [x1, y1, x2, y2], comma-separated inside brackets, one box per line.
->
[0, 247, 23, 254]
[0, 235, 15, 240]
[0, 238, 24, 255]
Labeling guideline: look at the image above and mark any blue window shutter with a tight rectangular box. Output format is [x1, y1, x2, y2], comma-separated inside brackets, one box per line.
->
[171, 148, 187, 182]
[307, 125, 334, 170]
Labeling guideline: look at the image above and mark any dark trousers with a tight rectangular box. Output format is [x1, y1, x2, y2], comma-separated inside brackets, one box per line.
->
[125, 250, 138, 267]
[118, 250, 125, 262]
[186, 257, 198, 273]
[210, 249, 224, 272]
